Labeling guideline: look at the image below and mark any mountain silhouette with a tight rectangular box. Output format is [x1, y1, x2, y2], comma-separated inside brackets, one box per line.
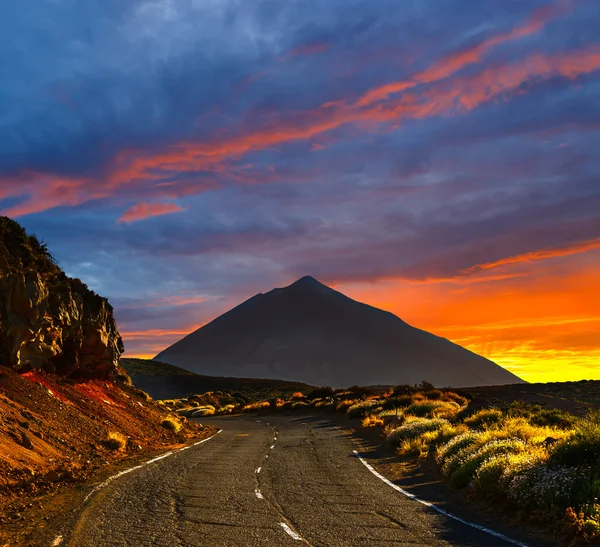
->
[154, 276, 523, 387]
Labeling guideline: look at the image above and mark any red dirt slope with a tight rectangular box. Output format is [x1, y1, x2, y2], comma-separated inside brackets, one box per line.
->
[0, 366, 214, 545]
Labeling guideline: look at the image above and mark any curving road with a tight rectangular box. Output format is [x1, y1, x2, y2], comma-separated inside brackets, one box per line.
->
[66, 415, 545, 547]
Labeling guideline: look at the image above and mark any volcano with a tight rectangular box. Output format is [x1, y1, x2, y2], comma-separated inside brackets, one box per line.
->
[154, 276, 523, 388]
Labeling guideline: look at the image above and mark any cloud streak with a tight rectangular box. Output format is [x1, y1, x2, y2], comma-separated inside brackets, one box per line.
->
[117, 202, 185, 224]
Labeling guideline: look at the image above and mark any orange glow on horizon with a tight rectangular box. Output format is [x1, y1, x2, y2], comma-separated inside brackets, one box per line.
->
[336, 249, 600, 384]
[122, 247, 600, 384]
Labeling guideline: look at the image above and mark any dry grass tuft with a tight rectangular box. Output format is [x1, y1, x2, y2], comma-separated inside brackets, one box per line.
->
[104, 431, 127, 450]
[242, 401, 271, 412]
[161, 417, 183, 432]
[362, 414, 384, 428]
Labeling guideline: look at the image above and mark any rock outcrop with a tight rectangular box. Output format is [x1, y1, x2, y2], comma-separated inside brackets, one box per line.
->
[0, 217, 123, 378]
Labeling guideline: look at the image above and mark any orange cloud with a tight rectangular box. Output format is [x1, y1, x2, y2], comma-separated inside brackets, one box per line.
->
[462, 238, 600, 275]
[117, 201, 185, 224]
[118, 325, 205, 340]
[355, 0, 570, 107]
[107, 45, 600, 187]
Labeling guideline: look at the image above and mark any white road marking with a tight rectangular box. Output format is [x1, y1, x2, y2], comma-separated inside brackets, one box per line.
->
[81, 431, 221, 504]
[255, 488, 264, 499]
[146, 451, 173, 464]
[353, 450, 529, 547]
[256, 466, 262, 474]
[280, 522, 303, 541]
[51, 535, 63, 546]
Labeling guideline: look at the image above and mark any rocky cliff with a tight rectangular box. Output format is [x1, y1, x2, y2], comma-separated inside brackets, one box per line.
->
[0, 217, 123, 378]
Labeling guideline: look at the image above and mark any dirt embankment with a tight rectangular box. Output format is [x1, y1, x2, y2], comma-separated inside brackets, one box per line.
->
[0, 366, 214, 546]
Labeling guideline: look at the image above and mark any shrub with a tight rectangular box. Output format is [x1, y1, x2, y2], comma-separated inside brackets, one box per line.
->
[219, 404, 236, 414]
[307, 387, 334, 400]
[161, 418, 182, 432]
[436, 432, 481, 466]
[242, 401, 270, 412]
[391, 384, 418, 396]
[291, 401, 309, 409]
[386, 418, 449, 447]
[136, 389, 151, 401]
[104, 431, 127, 450]
[550, 410, 600, 468]
[191, 406, 216, 417]
[399, 436, 430, 458]
[472, 455, 513, 500]
[347, 401, 378, 419]
[507, 464, 600, 511]
[447, 439, 527, 489]
[290, 392, 305, 400]
[336, 399, 358, 412]
[382, 395, 415, 410]
[566, 506, 600, 542]
[269, 398, 285, 410]
[348, 385, 374, 398]
[423, 389, 443, 400]
[429, 423, 468, 446]
[442, 391, 469, 406]
[498, 417, 571, 445]
[464, 408, 505, 429]
[405, 400, 460, 419]
[362, 415, 384, 428]
[506, 402, 577, 429]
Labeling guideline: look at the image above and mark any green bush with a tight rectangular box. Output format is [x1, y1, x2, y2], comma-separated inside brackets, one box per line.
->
[472, 455, 513, 500]
[382, 395, 414, 410]
[347, 400, 378, 419]
[447, 439, 526, 489]
[550, 411, 600, 468]
[436, 432, 481, 466]
[463, 408, 504, 429]
[508, 465, 600, 511]
[386, 418, 449, 447]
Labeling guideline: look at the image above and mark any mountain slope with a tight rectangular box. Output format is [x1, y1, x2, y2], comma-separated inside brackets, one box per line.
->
[155, 276, 523, 388]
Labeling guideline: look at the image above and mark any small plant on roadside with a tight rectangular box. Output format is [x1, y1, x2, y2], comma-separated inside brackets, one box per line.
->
[386, 418, 449, 447]
[161, 417, 182, 432]
[104, 431, 127, 450]
[347, 400, 379, 419]
[362, 414, 384, 428]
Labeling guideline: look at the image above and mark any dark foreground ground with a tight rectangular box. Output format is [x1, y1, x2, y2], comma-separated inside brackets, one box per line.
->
[61, 414, 556, 547]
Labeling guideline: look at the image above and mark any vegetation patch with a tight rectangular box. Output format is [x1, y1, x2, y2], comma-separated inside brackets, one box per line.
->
[104, 431, 127, 450]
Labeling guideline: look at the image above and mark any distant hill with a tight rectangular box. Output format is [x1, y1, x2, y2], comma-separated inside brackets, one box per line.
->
[154, 276, 524, 388]
[121, 358, 313, 400]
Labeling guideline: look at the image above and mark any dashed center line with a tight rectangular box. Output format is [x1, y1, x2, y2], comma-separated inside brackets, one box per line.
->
[255, 488, 264, 499]
[256, 466, 262, 474]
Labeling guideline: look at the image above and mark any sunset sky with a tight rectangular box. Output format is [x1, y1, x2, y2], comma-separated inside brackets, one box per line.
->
[2, 0, 599, 383]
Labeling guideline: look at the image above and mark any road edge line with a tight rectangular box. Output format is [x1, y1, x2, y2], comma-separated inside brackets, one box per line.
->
[353, 450, 529, 547]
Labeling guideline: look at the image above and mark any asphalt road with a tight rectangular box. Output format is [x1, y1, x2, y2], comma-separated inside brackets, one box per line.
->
[66, 414, 537, 547]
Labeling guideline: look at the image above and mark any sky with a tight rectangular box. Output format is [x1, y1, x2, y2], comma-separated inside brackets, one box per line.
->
[2, 0, 599, 383]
